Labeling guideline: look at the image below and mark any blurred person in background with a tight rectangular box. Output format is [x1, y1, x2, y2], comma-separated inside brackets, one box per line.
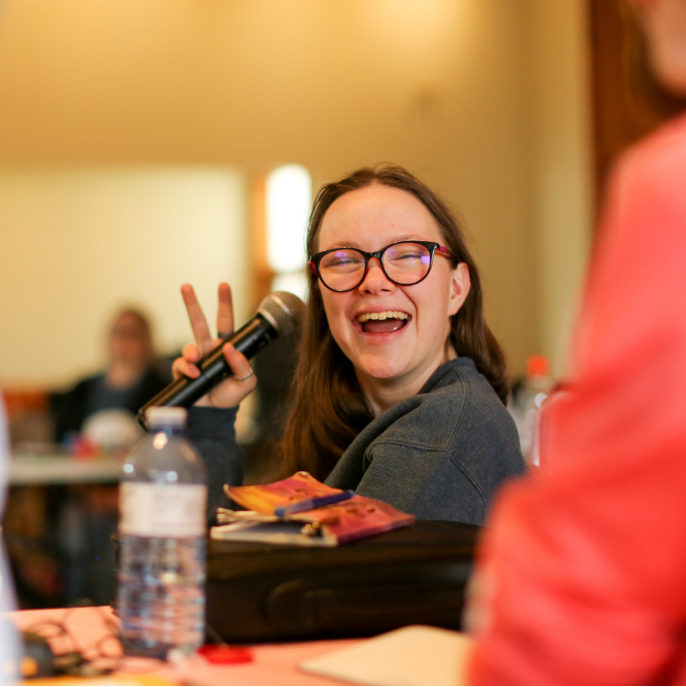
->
[51, 307, 169, 452]
[466, 0, 686, 683]
[47, 307, 169, 605]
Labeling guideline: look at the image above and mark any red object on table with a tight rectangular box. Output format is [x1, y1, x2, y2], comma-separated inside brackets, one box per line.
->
[198, 644, 254, 664]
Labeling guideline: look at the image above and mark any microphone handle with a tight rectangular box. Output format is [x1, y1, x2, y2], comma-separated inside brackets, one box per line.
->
[138, 314, 277, 427]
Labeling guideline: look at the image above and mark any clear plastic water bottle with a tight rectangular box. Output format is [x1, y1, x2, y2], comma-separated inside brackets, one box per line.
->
[117, 406, 207, 659]
[519, 355, 553, 467]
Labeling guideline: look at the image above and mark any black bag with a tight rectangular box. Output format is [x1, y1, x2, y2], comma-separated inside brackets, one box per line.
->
[205, 519, 479, 643]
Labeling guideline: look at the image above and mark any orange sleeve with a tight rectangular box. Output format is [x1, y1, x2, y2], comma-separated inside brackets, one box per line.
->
[469, 116, 686, 685]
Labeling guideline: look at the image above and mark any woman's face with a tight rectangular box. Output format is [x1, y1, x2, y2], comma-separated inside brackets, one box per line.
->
[316, 184, 470, 392]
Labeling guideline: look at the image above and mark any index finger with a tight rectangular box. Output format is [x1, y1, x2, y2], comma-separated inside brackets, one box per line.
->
[181, 283, 214, 355]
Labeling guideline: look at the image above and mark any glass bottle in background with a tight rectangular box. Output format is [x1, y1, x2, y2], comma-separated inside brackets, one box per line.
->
[513, 355, 554, 467]
[117, 407, 207, 659]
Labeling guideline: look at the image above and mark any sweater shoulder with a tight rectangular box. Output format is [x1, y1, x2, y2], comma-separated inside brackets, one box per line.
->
[375, 358, 515, 454]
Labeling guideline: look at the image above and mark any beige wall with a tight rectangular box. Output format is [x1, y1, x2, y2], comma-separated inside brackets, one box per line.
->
[526, 0, 594, 378]
[0, 0, 592, 387]
[0, 168, 248, 386]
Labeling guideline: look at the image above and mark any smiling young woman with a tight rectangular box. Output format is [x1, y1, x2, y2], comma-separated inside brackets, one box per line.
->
[175, 165, 525, 526]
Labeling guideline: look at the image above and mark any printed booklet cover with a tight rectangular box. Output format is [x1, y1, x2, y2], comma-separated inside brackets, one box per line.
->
[210, 471, 414, 546]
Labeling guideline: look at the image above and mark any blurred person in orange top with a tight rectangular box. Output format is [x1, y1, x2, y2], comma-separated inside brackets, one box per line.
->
[467, 0, 686, 684]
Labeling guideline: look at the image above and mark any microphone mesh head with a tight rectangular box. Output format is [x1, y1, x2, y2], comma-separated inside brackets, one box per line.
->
[257, 291, 305, 336]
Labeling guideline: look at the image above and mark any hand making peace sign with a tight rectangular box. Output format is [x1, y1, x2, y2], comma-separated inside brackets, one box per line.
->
[171, 282, 257, 408]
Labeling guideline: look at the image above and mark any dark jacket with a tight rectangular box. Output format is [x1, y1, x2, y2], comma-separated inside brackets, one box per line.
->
[51, 368, 169, 443]
[187, 357, 525, 526]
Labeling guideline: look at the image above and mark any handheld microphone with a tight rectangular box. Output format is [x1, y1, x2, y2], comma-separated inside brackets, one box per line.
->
[138, 291, 305, 428]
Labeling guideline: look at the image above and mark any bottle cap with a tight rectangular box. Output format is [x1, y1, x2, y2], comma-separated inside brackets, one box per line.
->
[526, 355, 550, 378]
[145, 406, 188, 429]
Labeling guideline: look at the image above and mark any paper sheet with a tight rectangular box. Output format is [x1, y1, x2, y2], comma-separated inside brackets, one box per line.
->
[299, 625, 474, 686]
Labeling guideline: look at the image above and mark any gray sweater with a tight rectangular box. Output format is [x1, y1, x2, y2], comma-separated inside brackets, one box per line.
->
[324, 358, 525, 525]
[187, 357, 525, 526]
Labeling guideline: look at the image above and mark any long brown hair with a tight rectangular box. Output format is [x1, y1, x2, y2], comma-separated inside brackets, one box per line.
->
[279, 165, 508, 481]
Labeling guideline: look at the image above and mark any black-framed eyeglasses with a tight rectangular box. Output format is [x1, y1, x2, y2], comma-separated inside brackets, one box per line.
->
[308, 240, 456, 293]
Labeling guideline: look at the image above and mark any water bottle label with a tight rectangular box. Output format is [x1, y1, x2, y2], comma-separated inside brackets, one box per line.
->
[120, 483, 207, 537]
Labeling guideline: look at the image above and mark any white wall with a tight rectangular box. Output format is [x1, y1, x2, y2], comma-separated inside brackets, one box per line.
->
[0, 168, 248, 386]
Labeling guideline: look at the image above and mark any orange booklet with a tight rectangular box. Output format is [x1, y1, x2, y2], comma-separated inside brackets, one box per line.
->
[211, 471, 414, 546]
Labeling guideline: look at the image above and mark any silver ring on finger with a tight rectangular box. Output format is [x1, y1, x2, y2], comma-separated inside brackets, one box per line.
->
[217, 331, 232, 339]
[235, 370, 254, 382]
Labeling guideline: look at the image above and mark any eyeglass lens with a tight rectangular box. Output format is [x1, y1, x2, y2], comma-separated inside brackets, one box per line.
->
[318, 242, 433, 291]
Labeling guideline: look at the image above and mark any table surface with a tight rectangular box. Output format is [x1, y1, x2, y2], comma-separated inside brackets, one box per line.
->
[13, 605, 358, 685]
[10, 452, 124, 486]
